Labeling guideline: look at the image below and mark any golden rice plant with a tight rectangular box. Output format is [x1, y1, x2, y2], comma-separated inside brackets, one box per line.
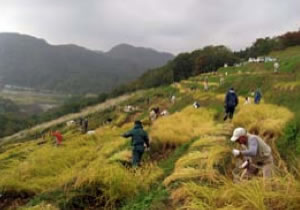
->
[164, 167, 219, 186]
[274, 81, 300, 91]
[219, 176, 300, 210]
[179, 182, 218, 210]
[109, 149, 132, 163]
[178, 175, 300, 210]
[73, 159, 140, 203]
[0, 125, 130, 195]
[189, 136, 227, 151]
[209, 123, 234, 137]
[73, 158, 163, 206]
[164, 124, 231, 186]
[20, 202, 59, 210]
[164, 149, 228, 186]
[150, 107, 216, 146]
[175, 151, 210, 168]
[233, 104, 294, 138]
[176, 145, 229, 169]
[0, 140, 96, 193]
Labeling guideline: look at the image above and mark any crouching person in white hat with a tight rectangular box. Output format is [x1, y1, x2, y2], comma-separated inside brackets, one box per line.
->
[231, 127, 273, 179]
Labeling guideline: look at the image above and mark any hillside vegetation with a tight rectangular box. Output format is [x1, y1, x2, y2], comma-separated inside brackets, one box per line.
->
[1, 46, 300, 209]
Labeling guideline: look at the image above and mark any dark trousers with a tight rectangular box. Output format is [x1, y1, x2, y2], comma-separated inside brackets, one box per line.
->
[254, 98, 261, 104]
[132, 145, 144, 167]
[224, 106, 235, 121]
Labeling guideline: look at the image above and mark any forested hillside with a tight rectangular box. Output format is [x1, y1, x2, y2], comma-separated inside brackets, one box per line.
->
[113, 30, 300, 95]
[0, 97, 28, 137]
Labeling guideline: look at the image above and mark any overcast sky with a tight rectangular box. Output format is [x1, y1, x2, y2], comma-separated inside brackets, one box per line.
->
[0, 0, 299, 54]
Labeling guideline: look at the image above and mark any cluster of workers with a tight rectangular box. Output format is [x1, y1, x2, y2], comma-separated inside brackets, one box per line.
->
[122, 86, 271, 182]
[48, 75, 269, 181]
[50, 117, 89, 146]
[224, 87, 262, 121]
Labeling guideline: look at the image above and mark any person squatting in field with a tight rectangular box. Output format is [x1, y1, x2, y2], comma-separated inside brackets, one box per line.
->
[231, 127, 273, 179]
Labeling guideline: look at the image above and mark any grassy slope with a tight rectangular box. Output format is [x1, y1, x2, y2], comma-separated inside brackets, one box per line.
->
[0, 46, 300, 209]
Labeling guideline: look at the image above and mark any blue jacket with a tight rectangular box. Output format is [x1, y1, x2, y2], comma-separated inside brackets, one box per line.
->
[225, 90, 238, 107]
[254, 91, 262, 103]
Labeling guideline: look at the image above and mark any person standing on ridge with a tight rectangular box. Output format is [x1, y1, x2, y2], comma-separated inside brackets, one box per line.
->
[254, 88, 262, 104]
[79, 117, 83, 126]
[274, 62, 279, 73]
[82, 118, 89, 134]
[171, 95, 176, 104]
[204, 76, 209, 91]
[122, 120, 150, 167]
[224, 88, 238, 121]
[231, 127, 273, 179]
[220, 75, 225, 86]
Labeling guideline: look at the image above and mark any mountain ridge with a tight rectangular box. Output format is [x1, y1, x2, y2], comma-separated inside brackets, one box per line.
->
[0, 33, 174, 94]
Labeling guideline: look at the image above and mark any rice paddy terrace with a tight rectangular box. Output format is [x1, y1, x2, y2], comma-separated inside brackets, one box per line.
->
[1, 46, 300, 209]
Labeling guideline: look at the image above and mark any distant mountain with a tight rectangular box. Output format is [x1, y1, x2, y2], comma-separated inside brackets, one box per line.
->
[106, 43, 174, 74]
[0, 33, 174, 94]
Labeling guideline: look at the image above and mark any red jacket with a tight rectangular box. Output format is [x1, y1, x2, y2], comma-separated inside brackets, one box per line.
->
[52, 131, 63, 144]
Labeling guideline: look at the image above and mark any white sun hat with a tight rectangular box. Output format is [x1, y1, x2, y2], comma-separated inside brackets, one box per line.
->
[231, 127, 247, 142]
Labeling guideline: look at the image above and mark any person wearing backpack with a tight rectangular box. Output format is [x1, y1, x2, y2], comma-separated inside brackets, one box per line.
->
[224, 88, 238, 121]
[122, 121, 150, 167]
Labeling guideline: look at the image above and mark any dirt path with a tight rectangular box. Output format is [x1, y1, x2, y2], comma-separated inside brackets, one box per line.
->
[0, 92, 137, 145]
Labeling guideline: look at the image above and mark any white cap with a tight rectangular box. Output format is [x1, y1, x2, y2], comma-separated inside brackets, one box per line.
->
[231, 127, 247, 142]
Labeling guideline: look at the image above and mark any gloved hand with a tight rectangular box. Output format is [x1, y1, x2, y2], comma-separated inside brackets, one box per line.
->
[239, 160, 249, 169]
[232, 149, 241, 157]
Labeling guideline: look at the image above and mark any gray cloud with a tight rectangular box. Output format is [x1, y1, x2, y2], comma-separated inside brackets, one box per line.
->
[0, 0, 299, 54]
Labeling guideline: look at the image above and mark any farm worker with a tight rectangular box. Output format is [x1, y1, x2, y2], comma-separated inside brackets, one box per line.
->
[244, 96, 251, 105]
[204, 76, 209, 91]
[254, 88, 262, 104]
[274, 62, 279, 73]
[171, 95, 176, 104]
[79, 117, 83, 126]
[122, 120, 150, 167]
[51, 130, 63, 146]
[193, 101, 200, 109]
[220, 75, 225, 85]
[82, 118, 88, 133]
[160, 109, 169, 116]
[231, 127, 273, 178]
[149, 109, 157, 122]
[224, 88, 238, 121]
